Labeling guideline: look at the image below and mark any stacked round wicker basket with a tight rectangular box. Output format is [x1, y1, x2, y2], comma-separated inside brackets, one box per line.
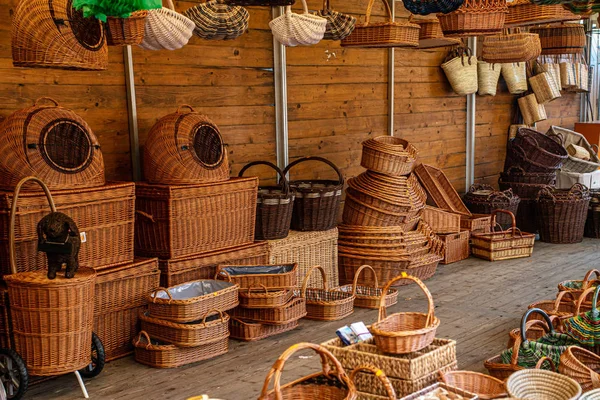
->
[339, 136, 444, 288]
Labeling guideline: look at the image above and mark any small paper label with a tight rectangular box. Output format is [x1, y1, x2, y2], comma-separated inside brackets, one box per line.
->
[80, 232, 87, 243]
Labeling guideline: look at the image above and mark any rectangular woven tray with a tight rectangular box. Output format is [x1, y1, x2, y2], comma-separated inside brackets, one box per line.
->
[415, 164, 471, 216]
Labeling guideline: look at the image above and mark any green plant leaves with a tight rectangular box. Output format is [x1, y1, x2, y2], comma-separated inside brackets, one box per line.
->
[72, 0, 161, 21]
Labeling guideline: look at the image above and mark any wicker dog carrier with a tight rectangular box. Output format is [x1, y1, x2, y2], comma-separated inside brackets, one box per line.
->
[143, 105, 230, 185]
[0, 98, 105, 192]
[12, 0, 108, 70]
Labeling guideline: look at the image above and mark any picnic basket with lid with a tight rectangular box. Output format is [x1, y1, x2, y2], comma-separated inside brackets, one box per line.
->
[437, 0, 508, 38]
[536, 184, 591, 244]
[269, 0, 327, 46]
[184, 0, 249, 41]
[370, 273, 440, 355]
[337, 265, 399, 309]
[143, 105, 229, 185]
[314, 0, 356, 41]
[139, 0, 195, 50]
[341, 0, 420, 48]
[239, 161, 294, 240]
[283, 156, 343, 231]
[298, 265, 354, 321]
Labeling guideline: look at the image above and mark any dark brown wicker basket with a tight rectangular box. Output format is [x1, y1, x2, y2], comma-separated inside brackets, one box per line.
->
[584, 190, 600, 238]
[515, 198, 538, 234]
[505, 140, 561, 173]
[536, 184, 591, 244]
[283, 156, 344, 232]
[512, 127, 568, 170]
[239, 161, 294, 240]
[464, 184, 520, 229]
[500, 166, 556, 186]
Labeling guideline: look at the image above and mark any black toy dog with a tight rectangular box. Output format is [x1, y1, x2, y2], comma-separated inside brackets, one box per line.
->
[37, 212, 81, 279]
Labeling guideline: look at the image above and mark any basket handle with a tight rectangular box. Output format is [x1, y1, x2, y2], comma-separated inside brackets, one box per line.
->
[151, 288, 173, 303]
[135, 210, 156, 223]
[238, 161, 290, 196]
[322, 0, 330, 11]
[364, 0, 393, 26]
[176, 105, 195, 113]
[592, 144, 599, 154]
[569, 183, 589, 199]
[34, 97, 59, 107]
[282, 156, 344, 186]
[202, 309, 225, 325]
[164, 0, 175, 10]
[349, 366, 396, 400]
[582, 269, 600, 288]
[554, 290, 577, 314]
[522, 318, 553, 337]
[377, 272, 435, 327]
[547, 132, 564, 146]
[536, 186, 556, 202]
[258, 342, 351, 400]
[575, 285, 600, 315]
[230, 317, 251, 326]
[488, 192, 512, 208]
[215, 267, 232, 282]
[351, 265, 378, 297]
[246, 284, 269, 294]
[535, 356, 556, 372]
[301, 265, 328, 298]
[133, 331, 153, 350]
[286, 0, 309, 14]
[491, 210, 517, 233]
[505, 166, 526, 175]
[469, 183, 495, 193]
[520, 308, 554, 344]
[10, 177, 57, 275]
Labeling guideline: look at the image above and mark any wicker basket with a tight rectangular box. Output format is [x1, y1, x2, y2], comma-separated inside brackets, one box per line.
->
[401, 383, 477, 400]
[530, 71, 562, 105]
[225, 0, 295, 5]
[439, 230, 470, 264]
[298, 266, 354, 321]
[239, 161, 294, 240]
[238, 286, 294, 309]
[513, 127, 568, 170]
[216, 263, 297, 290]
[0, 288, 11, 349]
[361, 137, 419, 177]
[502, 62, 528, 95]
[482, 29, 541, 64]
[415, 164, 471, 216]
[471, 210, 535, 261]
[0, 181, 134, 278]
[506, 369, 582, 400]
[159, 242, 268, 288]
[518, 94, 547, 126]
[140, 309, 229, 347]
[440, 371, 507, 399]
[229, 317, 299, 341]
[139, 0, 195, 51]
[259, 342, 357, 400]
[559, 346, 600, 392]
[0, 98, 105, 192]
[370, 273, 440, 355]
[283, 157, 343, 232]
[558, 269, 600, 297]
[105, 11, 148, 46]
[501, 166, 557, 185]
[94, 306, 144, 361]
[536, 184, 591, 244]
[478, 61, 501, 96]
[133, 331, 228, 369]
[460, 214, 493, 233]
[336, 265, 399, 309]
[464, 184, 520, 228]
[441, 47, 479, 96]
[11, 0, 108, 70]
[531, 25, 586, 55]
[505, 0, 583, 26]
[143, 105, 229, 185]
[528, 291, 580, 327]
[147, 280, 239, 323]
[421, 206, 461, 234]
[581, 389, 600, 400]
[585, 191, 600, 238]
[350, 365, 397, 400]
[438, 0, 508, 37]
[547, 126, 600, 174]
[229, 297, 307, 325]
[499, 180, 551, 200]
[411, 17, 462, 49]
[341, 0, 419, 48]
[506, 317, 557, 350]
[134, 178, 257, 259]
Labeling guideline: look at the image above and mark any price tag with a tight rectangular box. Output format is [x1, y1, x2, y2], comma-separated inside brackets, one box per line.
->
[80, 232, 87, 243]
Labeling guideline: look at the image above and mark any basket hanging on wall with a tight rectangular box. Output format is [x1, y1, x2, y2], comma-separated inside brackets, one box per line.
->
[143, 105, 230, 185]
[437, 0, 508, 38]
[314, 0, 357, 41]
[0, 98, 105, 192]
[11, 0, 108, 70]
[269, 0, 327, 46]
[139, 0, 196, 50]
[185, 0, 250, 40]
[481, 29, 541, 64]
[441, 47, 478, 96]
[504, 0, 583, 27]
[410, 16, 462, 49]
[530, 25, 586, 56]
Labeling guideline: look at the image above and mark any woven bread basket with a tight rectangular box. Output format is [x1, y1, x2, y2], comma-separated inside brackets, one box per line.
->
[140, 0, 195, 50]
[270, 0, 327, 46]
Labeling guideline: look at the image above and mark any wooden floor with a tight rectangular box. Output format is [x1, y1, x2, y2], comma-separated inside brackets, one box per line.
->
[27, 239, 600, 400]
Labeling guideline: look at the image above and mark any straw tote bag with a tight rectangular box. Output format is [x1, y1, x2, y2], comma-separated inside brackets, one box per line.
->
[519, 93, 547, 126]
[529, 62, 561, 105]
[441, 47, 478, 96]
[501, 62, 527, 94]
[314, 0, 356, 41]
[140, 0, 195, 50]
[478, 61, 501, 96]
[270, 0, 327, 46]
[184, 0, 249, 40]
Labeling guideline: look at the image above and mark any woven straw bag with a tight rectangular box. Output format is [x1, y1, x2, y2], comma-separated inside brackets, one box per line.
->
[518, 94, 547, 126]
[478, 61, 501, 96]
[539, 57, 562, 91]
[482, 29, 541, 64]
[560, 59, 578, 90]
[270, 0, 327, 46]
[441, 47, 478, 96]
[529, 63, 561, 105]
[184, 0, 249, 40]
[501, 62, 527, 94]
[314, 0, 356, 41]
[140, 0, 195, 50]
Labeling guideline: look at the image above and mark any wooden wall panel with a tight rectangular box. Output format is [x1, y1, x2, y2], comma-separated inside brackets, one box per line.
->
[0, 0, 130, 181]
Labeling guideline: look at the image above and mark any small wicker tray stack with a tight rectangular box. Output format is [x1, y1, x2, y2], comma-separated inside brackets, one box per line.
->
[340, 136, 444, 287]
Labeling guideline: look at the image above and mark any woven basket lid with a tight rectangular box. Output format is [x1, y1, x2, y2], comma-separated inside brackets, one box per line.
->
[4, 267, 96, 287]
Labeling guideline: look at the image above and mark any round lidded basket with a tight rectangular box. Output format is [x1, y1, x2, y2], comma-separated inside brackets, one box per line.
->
[143, 105, 230, 185]
[0, 97, 105, 191]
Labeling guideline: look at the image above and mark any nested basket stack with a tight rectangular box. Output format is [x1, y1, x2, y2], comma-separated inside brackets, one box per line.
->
[134, 279, 239, 368]
[215, 263, 306, 340]
[340, 136, 445, 287]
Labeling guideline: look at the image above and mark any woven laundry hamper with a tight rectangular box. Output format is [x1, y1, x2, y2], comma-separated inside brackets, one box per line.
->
[143, 105, 230, 185]
[11, 0, 108, 70]
[0, 98, 105, 192]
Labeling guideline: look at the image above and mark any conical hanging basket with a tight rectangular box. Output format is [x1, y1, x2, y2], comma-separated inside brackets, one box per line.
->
[11, 0, 108, 70]
[140, 0, 196, 50]
[478, 61, 501, 96]
[518, 94, 547, 126]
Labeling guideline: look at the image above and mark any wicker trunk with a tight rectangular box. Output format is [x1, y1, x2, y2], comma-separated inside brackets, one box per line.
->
[0, 182, 135, 278]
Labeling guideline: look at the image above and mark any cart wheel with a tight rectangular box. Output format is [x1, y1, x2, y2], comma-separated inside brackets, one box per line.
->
[0, 348, 28, 400]
[78, 333, 105, 378]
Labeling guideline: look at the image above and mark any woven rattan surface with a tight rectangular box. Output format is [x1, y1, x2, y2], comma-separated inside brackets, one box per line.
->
[106, 11, 147, 46]
[94, 306, 145, 361]
[229, 317, 299, 341]
[229, 297, 307, 325]
[299, 266, 354, 321]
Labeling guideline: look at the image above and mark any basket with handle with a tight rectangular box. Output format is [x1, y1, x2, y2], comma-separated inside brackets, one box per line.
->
[513, 127, 568, 170]
[298, 265, 354, 321]
[269, 0, 327, 46]
[558, 269, 600, 298]
[470, 211, 535, 261]
[238, 285, 294, 309]
[361, 137, 419, 177]
[527, 290, 580, 328]
[139, 0, 195, 50]
[437, 0, 508, 38]
[258, 342, 358, 400]
[507, 316, 559, 349]
[341, 0, 420, 48]
[337, 265, 399, 310]
[283, 156, 344, 231]
[314, 0, 357, 41]
[215, 263, 298, 290]
[184, 0, 249, 41]
[506, 369, 582, 400]
[441, 47, 478, 96]
[559, 346, 600, 392]
[478, 61, 501, 96]
[502, 62, 528, 95]
[547, 126, 600, 174]
[464, 184, 521, 229]
[536, 184, 591, 244]
[482, 28, 541, 64]
[106, 10, 148, 46]
[349, 365, 397, 400]
[500, 166, 557, 185]
[370, 273, 440, 355]
[239, 161, 294, 240]
[439, 371, 507, 399]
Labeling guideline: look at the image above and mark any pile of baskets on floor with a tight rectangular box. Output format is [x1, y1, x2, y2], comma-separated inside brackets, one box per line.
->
[339, 136, 444, 287]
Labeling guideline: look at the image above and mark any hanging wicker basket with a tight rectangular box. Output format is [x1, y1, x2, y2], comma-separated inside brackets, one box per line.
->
[505, 0, 583, 26]
[518, 94, 547, 126]
[11, 0, 108, 70]
[441, 47, 478, 96]
[106, 10, 148, 46]
[269, 0, 327, 46]
[139, 0, 196, 50]
[482, 29, 541, 64]
[437, 0, 508, 38]
[410, 16, 462, 49]
[315, 0, 357, 41]
[530, 71, 561, 105]
[501, 62, 528, 94]
[531, 25, 586, 55]
[0, 97, 105, 192]
[143, 105, 229, 185]
[478, 61, 501, 96]
[185, 0, 250, 41]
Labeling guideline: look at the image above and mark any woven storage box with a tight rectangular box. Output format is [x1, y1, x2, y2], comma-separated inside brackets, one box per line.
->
[133, 331, 228, 368]
[0, 182, 135, 278]
[94, 258, 160, 314]
[229, 318, 298, 341]
[159, 242, 268, 288]
[0, 98, 105, 191]
[439, 230, 470, 264]
[266, 228, 338, 288]
[415, 164, 471, 216]
[438, 0, 508, 38]
[421, 206, 461, 234]
[11, 0, 108, 70]
[322, 337, 457, 381]
[505, 0, 582, 26]
[140, 310, 229, 347]
[5, 268, 96, 376]
[94, 306, 144, 361]
[536, 184, 591, 244]
[143, 106, 229, 185]
[547, 126, 600, 174]
[135, 178, 258, 259]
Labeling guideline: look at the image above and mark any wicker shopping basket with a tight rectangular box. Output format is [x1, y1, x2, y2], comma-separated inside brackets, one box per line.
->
[337, 265, 399, 309]
[298, 266, 354, 321]
[471, 210, 535, 261]
[463, 184, 520, 229]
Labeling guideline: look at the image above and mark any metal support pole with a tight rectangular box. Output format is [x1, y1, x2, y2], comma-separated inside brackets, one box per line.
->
[387, 0, 395, 136]
[123, 46, 141, 181]
[465, 37, 477, 190]
[272, 6, 289, 170]
[581, 19, 593, 122]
